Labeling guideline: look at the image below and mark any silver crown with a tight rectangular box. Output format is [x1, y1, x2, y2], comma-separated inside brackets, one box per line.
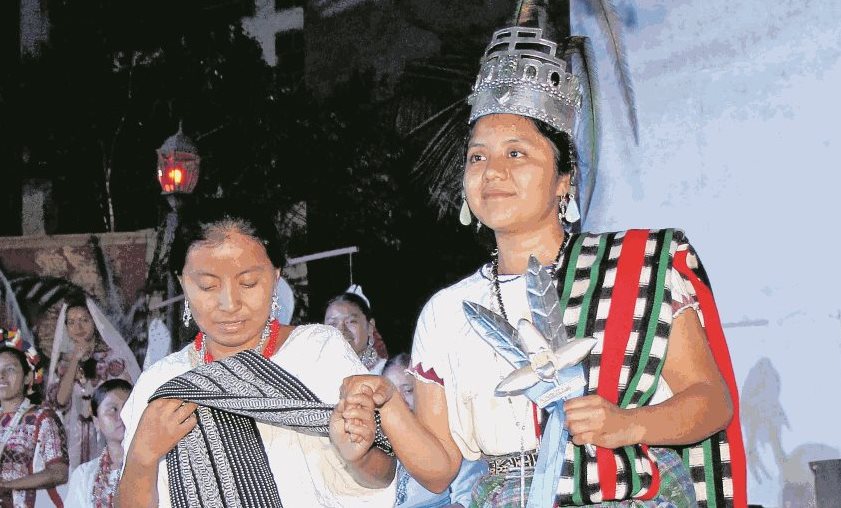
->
[468, 26, 581, 136]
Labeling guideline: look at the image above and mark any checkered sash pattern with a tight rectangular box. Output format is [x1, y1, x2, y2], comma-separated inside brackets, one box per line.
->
[673, 247, 747, 507]
[552, 229, 745, 506]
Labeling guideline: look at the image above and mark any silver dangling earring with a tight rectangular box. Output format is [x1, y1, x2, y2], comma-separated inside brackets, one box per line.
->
[271, 293, 280, 315]
[360, 336, 379, 370]
[459, 191, 472, 226]
[559, 199, 567, 223]
[182, 300, 192, 327]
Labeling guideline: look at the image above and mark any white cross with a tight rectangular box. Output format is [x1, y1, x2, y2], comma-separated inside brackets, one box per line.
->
[241, 0, 304, 67]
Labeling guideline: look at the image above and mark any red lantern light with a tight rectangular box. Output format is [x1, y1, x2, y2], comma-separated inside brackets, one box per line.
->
[156, 124, 200, 195]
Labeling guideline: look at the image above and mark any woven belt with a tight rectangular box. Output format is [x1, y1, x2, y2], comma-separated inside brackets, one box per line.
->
[485, 450, 539, 476]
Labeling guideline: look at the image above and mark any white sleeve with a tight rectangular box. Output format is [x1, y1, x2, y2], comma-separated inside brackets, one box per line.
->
[409, 299, 450, 387]
[64, 461, 94, 508]
[272, 325, 397, 506]
[120, 351, 189, 464]
[276, 324, 368, 402]
[119, 372, 146, 472]
[119, 351, 189, 508]
[668, 230, 702, 321]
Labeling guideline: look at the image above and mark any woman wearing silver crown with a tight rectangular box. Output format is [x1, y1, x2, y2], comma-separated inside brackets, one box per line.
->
[338, 2, 747, 507]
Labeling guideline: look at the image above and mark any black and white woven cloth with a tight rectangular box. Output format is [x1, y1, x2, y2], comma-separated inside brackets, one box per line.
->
[149, 349, 391, 508]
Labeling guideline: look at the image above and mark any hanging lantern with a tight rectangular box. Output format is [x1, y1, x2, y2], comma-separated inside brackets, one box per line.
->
[156, 123, 200, 195]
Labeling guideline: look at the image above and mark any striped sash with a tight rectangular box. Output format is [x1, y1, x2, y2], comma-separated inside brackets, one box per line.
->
[149, 350, 333, 508]
[554, 229, 746, 507]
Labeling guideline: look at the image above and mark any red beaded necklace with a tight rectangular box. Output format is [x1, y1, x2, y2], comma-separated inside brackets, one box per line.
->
[194, 319, 281, 364]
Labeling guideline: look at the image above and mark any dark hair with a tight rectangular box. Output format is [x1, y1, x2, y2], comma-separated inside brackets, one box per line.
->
[533, 119, 576, 176]
[64, 295, 90, 321]
[0, 346, 31, 376]
[383, 352, 410, 372]
[466, 116, 575, 176]
[325, 292, 373, 321]
[169, 200, 287, 276]
[91, 378, 133, 417]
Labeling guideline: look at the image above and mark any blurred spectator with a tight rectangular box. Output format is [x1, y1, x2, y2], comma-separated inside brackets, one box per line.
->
[324, 286, 388, 374]
[46, 297, 139, 471]
[0, 339, 68, 508]
[65, 379, 132, 508]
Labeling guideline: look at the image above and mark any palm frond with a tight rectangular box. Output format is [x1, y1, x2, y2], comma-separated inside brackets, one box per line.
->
[410, 102, 471, 218]
[0, 267, 33, 340]
[10, 275, 83, 319]
[564, 36, 600, 226]
[89, 235, 125, 325]
[581, 0, 638, 142]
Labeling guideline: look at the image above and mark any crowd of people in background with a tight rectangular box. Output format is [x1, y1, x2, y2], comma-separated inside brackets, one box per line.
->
[0, 294, 141, 508]
[0, 273, 414, 507]
[0, 204, 454, 507]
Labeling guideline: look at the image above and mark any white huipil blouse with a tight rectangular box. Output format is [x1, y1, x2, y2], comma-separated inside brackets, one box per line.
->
[409, 263, 692, 462]
[121, 324, 396, 508]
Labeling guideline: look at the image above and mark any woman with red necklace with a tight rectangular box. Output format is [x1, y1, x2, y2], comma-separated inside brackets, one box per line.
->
[117, 202, 396, 508]
[0, 338, 68, 508]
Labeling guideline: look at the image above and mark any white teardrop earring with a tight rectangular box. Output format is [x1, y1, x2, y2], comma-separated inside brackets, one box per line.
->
[560, 166, 581, 224]
[565, 188, 581, 223]
[459, 193, 473, 226]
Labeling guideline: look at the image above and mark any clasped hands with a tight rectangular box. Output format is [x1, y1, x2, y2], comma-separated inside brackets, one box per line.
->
[329, 375, 395, 463]
[331, 374, 644, 453]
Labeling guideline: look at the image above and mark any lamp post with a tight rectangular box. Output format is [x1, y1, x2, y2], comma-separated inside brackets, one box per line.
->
[154, 122, 200, 341]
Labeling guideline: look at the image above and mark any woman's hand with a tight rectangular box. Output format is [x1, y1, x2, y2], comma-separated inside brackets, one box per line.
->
[128, 399, 198, 467]
[331, 381, 398, 488]
[71, 340, 94, 363]
[330, 384, 378, 463]
[339, 374, 396, 408]
[563, 395, 639, 449]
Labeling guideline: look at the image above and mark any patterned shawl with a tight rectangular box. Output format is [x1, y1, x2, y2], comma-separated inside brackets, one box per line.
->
[149, 350, 390, 508]
[552, 229, 746, 507]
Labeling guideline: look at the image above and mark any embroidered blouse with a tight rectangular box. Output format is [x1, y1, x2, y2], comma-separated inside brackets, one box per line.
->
[121, 324, 397, 508]
[0, 405, 68, 507]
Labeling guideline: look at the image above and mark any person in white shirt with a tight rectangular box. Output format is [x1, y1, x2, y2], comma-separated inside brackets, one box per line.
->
[117, 201, 396, 507]
[65, 379, 131, 508]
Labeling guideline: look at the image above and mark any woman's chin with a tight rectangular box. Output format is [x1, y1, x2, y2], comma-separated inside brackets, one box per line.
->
[0, 390, 22, 402]
[208, 327, 261, 350]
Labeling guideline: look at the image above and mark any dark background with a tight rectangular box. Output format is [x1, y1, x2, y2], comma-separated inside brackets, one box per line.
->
[0, 0, 524, 354]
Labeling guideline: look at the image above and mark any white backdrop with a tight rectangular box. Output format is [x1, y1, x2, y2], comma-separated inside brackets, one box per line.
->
[575, 1, 841, 506]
